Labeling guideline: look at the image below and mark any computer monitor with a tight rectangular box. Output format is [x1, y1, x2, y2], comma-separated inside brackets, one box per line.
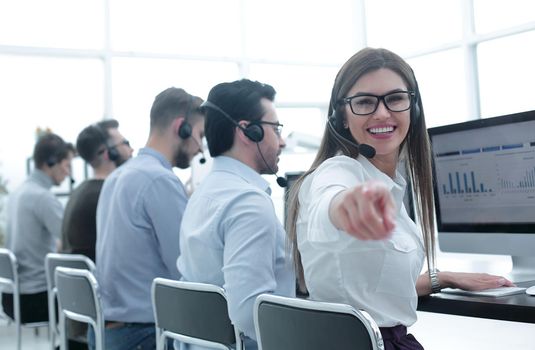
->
[284, 171, 305, 226]
[428, 110, 535, 281]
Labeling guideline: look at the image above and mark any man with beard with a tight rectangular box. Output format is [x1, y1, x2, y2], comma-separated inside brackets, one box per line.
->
[92, 88, 204, 350]
[176, 79, 295, 350]
[62, 119, 133, 262]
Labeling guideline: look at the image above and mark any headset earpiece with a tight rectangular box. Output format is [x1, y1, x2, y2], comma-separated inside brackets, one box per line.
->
[178, 121, 192, 139]
[107, 147, 119, 162]
[410, 68, 422, 121]
[46, 156, 57, 167]
[243, 123, 264, 143]
[178, 95, 195, 139]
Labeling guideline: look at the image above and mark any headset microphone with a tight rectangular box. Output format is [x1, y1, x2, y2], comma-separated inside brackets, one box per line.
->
[201, 100, 287, 187]
[357, 143, 376, 159]
[191, 137, 206, 164]
[327, 117, 376, 158]
[256, 143, 287, 187]
[276, 176, 288, 188]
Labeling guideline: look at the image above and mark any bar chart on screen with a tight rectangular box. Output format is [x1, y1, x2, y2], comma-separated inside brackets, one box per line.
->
[434, 141, 535, 223]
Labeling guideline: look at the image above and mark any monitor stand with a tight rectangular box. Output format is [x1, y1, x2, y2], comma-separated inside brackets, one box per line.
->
[510, 256, 535, 282]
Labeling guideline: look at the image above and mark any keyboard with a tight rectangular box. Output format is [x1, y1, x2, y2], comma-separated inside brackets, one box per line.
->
[440, 286, 526, 297]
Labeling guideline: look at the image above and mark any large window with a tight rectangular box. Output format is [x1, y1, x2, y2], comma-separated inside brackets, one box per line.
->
[0, 55, 103, 188]
[478, 30, 535, 118]
[111, 57, 240, 149]
[0, 0, 104, 49]
[408, 49, 467, 127]
[366, 0, 463, 54]
[1, 0, 534, 201]
[110, 0, 242, 56]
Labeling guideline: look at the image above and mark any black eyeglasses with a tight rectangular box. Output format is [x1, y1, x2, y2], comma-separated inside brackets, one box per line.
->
[257, 121, 284, 137]
[341, 91, 415, 116]
[109, 139, 130, 148]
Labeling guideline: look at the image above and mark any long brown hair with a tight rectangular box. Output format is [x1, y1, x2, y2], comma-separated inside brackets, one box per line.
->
[285, 48, 436, 290]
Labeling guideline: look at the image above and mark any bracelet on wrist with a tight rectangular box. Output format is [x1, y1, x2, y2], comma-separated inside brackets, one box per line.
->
[429, 269, 441, 294]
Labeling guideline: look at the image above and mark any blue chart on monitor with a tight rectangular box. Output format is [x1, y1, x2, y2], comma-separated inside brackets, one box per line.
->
[432, 119, 535, 224]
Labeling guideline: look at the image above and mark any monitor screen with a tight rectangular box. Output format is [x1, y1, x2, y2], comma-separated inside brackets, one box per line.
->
[428, 110, 535, 280]
[284, 171, 305, 225]
[430, 111, 535, 231]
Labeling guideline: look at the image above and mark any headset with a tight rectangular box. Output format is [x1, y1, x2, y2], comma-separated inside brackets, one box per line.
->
[201, 101, 265, 142]
[201, 100, 287, 187]
[106, 143, 120, 163]
[326, 67, 423, 159]
[92, 124, 120, 163]
[45, 136, 71, 167]
[178, 120, 192, 139]
[177, 95, 207, 164]
[178, 96, 194, 139]
[409, 67, 422, 122]
[46, 156, 59, 168]
[42, 135, 75, 185]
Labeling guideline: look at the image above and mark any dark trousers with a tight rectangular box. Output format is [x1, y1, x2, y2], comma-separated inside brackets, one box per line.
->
[1, 291, 49, 323]
[1, 292, 88, 349]
[380, 325, 425, 350]
[87, 322, 158, 350]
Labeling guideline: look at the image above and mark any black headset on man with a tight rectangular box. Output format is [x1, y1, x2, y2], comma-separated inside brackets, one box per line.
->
[43, 134, 76, 185]
[90, 124, 122, 166]
[200, 100, 288, 187]
[177, 95, 206, 164]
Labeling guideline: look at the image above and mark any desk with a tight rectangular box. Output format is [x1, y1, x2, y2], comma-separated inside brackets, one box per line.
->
[417, 280, 535, 323]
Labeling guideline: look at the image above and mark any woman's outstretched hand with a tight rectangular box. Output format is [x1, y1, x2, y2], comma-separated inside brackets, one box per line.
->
[329, 180, 396, 240]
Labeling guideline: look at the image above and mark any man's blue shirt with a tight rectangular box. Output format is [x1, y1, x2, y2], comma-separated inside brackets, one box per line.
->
[177, 156, 295, 347]
[96, 147, 185, 323]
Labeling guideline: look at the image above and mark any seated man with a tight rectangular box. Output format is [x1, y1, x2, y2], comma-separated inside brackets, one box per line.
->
[177, 79, 296, 350]
[91, 87, 205, 350]
[61, 119, 133, 262]
[3, 133, 74, 323]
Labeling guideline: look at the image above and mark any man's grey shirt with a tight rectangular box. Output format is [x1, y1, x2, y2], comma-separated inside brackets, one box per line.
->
[6, 169, 63, 293]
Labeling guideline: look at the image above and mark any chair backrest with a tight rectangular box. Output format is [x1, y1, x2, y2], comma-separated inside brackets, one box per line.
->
[254, 294, 384, 350]
[45, 253, 95, 350]
[55, 267, 104, 350]
[1, 248, 48, 350]
[0, 248, 18, 321]
[45, 253, 95, 292]
[0, 248, 17, 290]
[151, 278, 242, 350]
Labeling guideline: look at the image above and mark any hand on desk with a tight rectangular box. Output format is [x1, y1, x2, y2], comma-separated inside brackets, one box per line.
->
[439, 271, 515, 291]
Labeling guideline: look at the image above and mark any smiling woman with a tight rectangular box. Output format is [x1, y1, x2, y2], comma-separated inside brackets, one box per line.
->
[1, 1, 535, 349]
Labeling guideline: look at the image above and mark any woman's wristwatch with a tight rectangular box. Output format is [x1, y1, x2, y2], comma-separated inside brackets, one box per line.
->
[429, 269, 441, 294]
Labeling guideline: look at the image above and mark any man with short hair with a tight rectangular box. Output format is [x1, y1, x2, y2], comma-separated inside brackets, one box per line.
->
[91, 87, 205, 350]
[3, 133, 74, 323]
[61, 119, 133, 262]
[177, 79, 295, 350]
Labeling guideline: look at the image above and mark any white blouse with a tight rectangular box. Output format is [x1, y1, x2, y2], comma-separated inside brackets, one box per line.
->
[297, 155, 425, 327]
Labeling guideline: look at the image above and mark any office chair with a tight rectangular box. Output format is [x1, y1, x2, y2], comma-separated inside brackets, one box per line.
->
[0, 248, 49, 350]
[151, 278, 243, 350]
[254, 293, 384, 350]
[54, 267, 104, 350]
[45, 253, 96, 350]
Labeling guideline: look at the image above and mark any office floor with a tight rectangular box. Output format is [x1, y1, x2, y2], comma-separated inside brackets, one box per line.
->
[1, 315, 534, 350]
[0, 321, 50, 349]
